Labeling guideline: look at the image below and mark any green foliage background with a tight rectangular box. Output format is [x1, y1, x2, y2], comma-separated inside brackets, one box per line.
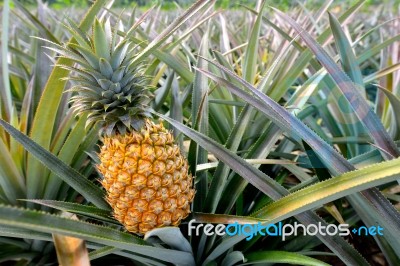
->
[1, 0, 400, 264]
[2, 0, 400, 9]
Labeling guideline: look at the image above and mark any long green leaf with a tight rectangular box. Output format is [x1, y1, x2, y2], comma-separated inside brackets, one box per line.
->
[44, 115, 87, 201]
[0, 205, 195, 265]
[1, 0, 12, 119]
[242, 0, 266, 84]
[329, 13, 364, 90]
[0, 225, 52, 242]
[0, 138, 25, 204]
[191, 24, 209, 212]
[329, 12, 368, 155]
[23, 200, 115, 224]
[253, 157, 400, 220]
[376, 86, 400, 140]
[89, 246, 118, 261]
[0, 119, 109, 210]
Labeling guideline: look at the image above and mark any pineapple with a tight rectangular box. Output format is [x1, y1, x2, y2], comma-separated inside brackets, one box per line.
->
[52, 18, 195, 234]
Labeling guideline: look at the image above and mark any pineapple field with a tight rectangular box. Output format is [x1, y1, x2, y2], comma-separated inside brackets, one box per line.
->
[1, 0, 400, 265]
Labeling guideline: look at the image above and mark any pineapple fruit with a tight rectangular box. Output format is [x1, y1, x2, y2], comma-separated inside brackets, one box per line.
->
[53, 18, 195, 234]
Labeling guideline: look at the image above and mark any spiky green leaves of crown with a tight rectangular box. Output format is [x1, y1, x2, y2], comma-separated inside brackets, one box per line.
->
[54, 18, 151, 136]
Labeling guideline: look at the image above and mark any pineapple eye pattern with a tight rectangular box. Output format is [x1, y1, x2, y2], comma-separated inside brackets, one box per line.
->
[99, 122, 195, 234]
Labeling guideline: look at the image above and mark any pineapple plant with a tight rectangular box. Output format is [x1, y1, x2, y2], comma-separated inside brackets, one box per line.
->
[51, 18, 195, 234]
[3, 0, 400, 265]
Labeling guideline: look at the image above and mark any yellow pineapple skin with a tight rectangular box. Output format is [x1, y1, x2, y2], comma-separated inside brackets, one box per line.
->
[97, 120, 195, 234]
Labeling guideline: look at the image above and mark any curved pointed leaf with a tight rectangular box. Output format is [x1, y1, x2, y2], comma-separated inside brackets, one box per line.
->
[376, 86, 400, 140]
[22, 200, 115, 224]
[252, 157, 400, 220]
[0, 119, 109, 210]
[144, 227, 193, 254]
[1, 0, 12, 119]
[0, 205, 194, 265]
[222, 251, 245, 266]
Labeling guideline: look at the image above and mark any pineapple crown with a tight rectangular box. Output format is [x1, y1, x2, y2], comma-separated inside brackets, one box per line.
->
[50, 18, 152, 136]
